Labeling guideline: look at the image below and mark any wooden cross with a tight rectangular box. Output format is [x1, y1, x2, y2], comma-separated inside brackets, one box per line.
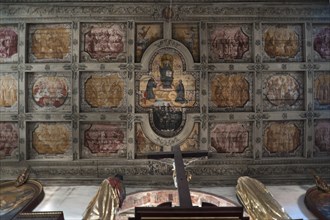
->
[147, 146, 208, 208]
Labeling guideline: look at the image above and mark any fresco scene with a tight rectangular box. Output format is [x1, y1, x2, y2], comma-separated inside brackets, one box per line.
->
[32, 123, 71, 155]
[210, 123, 250, 153]
[0, 74, 17, 111]
[263, 73, 304, 111]
[209, 73, 251, 111]
[314, 73, 330, 110]
[137, 49, 198, 137]
[0, 26, 18, 62]
[81, 23, 126, 62]
[313, 25, 330, 60]
[28, 24, 71, 62]
[138, 50, 196, 108]
[135, 123, 163, 154]
[135, 23, 163, 62]
[180, 123, 199, 151]
[172, 23, 200, 62]
[81, 72, 125, 111]
[135, 123, 200, 154]
[263, 24, 302, 61]
[314, 120, 330, 153]
[28, 74, 71, 112]
[0, 123, 18, 159]
[208, 24, 250, 62]
[264, 122, 302, 155]
[82, 123, 126, 158]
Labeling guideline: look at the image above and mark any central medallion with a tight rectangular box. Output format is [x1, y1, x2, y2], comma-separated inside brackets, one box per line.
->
[136, 47, 199, 138]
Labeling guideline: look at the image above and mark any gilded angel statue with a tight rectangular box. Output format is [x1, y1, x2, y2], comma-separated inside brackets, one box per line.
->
[82, 174, 126, 220]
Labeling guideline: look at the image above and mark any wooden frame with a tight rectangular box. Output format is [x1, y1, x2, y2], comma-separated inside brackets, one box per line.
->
[15, 211, 65, 220]
[130, 206, 248, 220]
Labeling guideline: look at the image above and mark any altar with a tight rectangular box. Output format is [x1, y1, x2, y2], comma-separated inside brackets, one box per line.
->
[32, 185, 317, 220]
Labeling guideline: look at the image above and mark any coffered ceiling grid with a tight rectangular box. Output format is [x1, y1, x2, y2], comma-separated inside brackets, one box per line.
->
[0, 2, 329, 186]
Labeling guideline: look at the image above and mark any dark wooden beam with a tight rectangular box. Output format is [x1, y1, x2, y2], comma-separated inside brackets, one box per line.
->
[132, 206, 247, 220]
[147, 150, 208, 160]
[173, 146, 192, 208]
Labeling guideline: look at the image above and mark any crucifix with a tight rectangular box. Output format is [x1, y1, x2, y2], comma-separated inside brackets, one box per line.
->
[147, 145, 208, 208]
[131, 146, 248, 220]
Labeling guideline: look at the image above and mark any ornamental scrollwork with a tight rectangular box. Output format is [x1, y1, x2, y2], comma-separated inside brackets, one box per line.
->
[155, 137, 180, 146]
[247, 63, 269, 72]
[63, 63, 87, 72]
[299, 110, 321, 127]
[248, 111, 270, 129]
[1, 5, 329, 18]
[155, 39, 180, 48]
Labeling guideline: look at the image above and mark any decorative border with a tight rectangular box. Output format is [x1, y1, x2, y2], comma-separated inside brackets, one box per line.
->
[1, 5, 329, 20]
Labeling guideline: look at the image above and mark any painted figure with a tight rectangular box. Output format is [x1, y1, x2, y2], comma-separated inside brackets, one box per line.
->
[264, 26, 299, 58]
[153, 104, 182, 131]
[108, 29, 124, 53]
[32, 76, 68, 108]
[210, 26, 250, 61]
[314, 27, 330, 59]
[0, 123, 18, 158]
[0, 36, 15, 58]
[145, 77, 157, 100]
[234, 29, 249, 58]
[0, 75, 18, 108]
[137, 26, 150, 50]
[83, 25, 125, 61]
[31, 27, 70, 60]
[175, 80, 187, 104]
[184, 27, 195, 50]
[159, 54, 174, 89]
[0, 29, 17, 58]
[83, 174, 126, 220]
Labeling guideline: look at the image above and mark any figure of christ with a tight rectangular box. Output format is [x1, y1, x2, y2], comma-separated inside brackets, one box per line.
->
[83, 174, 126, 220]
[159, 54, 174, 89]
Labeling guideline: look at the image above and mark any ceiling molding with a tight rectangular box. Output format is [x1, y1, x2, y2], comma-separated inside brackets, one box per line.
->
[1, 0, 329, 4]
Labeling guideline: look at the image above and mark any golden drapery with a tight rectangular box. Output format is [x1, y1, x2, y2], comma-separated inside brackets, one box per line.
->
[83, 176, 125, 220]
[236, 176, 291, 220]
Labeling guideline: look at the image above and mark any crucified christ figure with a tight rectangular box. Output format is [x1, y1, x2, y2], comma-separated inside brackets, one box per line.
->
[147, 146, 208, 207]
